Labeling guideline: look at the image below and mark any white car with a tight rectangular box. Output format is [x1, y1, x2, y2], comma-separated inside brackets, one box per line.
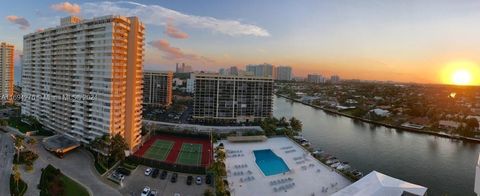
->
[141, 186, 151, 196]
[195, 176, 202, 185]
[144, 168, 153, 176]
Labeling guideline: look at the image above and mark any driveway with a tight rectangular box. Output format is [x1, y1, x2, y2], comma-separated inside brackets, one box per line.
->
[0, 132, 14, 195]
[32, 141, 120, 196]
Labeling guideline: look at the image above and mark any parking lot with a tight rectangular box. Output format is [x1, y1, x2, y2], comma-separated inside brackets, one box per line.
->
[119, 165, 212, 196]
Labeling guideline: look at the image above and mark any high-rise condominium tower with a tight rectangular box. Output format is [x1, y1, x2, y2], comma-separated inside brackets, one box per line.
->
[0, 42, 14, 103]
[143, 71, 173, 106]
[246, 63, 276, 78]
[275, 66, 292, 81]
[193, 73, 273, 123]
[22, 16, 145, 151]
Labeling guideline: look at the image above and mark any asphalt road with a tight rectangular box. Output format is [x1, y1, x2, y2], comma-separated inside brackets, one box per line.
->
[0, 132, 14, 195]
[34, 145, 120, 196]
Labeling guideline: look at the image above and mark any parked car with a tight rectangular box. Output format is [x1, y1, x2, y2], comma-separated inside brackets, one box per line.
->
[144, 168, 152, 176]
[141, 186, 151, 196]
[151, 168, 160, 178]
[195, 176, 202, 185]
[160, 170, 168, 180]
[186, 176, 193, 185]
[171, 173, 178, 183]
[150, 190, 157, 196]
[205, 174, 212, 184]
[112, 172, 125, 181]
[116, 167, 131, 176]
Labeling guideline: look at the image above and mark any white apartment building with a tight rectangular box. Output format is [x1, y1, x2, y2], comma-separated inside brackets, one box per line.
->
[22, 16, 145, 151]
[246, 63, 276, 78]
[0, 42, 14, 104]
[193, 73, 273, 123]
[307, 74, 325, 84]
[186, 74, 195, 94]
[143, 71, 173, 106]
[275, 66, 292, 81]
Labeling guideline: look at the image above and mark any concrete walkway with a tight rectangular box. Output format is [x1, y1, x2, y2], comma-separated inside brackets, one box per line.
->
[0, 132, 14, 195]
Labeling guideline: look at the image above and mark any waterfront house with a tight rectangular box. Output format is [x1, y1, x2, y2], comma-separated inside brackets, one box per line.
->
[370, 109, 391, 117]
[438, 120, 462, 131]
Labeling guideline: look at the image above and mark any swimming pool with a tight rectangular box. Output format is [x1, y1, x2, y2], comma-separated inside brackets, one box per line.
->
[253, 149, 290, 176]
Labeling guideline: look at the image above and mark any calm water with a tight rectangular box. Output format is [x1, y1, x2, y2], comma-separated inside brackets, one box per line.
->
[273, 96, 479, 196]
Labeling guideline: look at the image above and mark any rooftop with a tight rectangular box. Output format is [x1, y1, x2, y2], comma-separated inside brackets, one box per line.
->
[219, 137, 352, 195]
[333, 171, 427, 196]
[43, 134, 81, 153]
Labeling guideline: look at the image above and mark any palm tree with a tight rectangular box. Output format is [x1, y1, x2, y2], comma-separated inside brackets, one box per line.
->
[110, 134, 128, 165]
[27, 138, 37, 154]
[12, 164, 21, 192]
[14, 136, 24, 163]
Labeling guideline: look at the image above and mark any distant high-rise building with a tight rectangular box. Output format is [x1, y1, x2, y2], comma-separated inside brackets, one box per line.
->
[22, 16, 144, 151]
[176, 63, 193, 73]
[246, 63, 276, 78]
[330, 75, 341, 83]
[275, 66, 292, 81]
[219, 66, 240, 76]
[229, 66, 239, 76]
[0, 42, 14, 103]
[219, 68, 226, 75]
[143, 71, 173, 106]
[186, 74, 195, 93]
[193, 73, 273, 123]
[307, 74, 325, 84]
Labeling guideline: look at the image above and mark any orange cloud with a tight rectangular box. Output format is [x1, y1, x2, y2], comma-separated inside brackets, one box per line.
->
[164, 21, 189, 39]
[6, 15, 30, 30]
[148, 39, 213, 63]
[51, 2, 81, 14]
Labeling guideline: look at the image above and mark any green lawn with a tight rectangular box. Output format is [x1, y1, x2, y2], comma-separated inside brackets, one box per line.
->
[60, 174, 89, 196]
[143, 140, 174, 161]
[38, 164, 89, 196]
[176, 143, 202, 166]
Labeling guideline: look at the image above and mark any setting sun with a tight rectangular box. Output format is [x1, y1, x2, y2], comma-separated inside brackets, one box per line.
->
[452, 70, 472, 85]
[441, 61, 480, 86]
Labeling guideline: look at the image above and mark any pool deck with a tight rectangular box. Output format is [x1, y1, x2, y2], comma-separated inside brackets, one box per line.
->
[219, 137, 352, 196]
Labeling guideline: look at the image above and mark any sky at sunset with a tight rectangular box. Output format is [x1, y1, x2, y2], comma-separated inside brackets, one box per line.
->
[2, 0, 480, 85]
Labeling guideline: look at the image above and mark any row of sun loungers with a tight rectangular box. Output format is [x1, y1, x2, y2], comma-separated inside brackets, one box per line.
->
[293, 156, 304, 161]
[240, 176, 255, 182]
[285, 149, 296, 153]
[234, 164, 248, 169]
[321, 187, 329, 193]
[296, 160, 306, 164]
[227, 150, 242, 153]
[269, 177, 293, 186]
[280, 146, 293, 150]
[273, 183, 296, 192]
[233, 171, 244, 176]
[227, 154, 244, 158]
[330, 182, 338, 187]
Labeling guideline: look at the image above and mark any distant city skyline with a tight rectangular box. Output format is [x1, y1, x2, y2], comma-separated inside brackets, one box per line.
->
[2, 0, 480, 85]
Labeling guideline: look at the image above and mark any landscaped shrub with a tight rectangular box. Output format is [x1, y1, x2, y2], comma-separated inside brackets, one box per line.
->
[10, 175, 28, 196]
[13, 151, 38, 165]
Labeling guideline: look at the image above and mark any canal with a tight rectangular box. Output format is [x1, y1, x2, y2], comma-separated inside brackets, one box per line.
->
[273, 95, 479, 195]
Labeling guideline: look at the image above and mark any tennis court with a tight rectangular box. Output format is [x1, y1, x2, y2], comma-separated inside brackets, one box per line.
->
[176, 143, 203, 166]
[143, 140, 174, 161]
